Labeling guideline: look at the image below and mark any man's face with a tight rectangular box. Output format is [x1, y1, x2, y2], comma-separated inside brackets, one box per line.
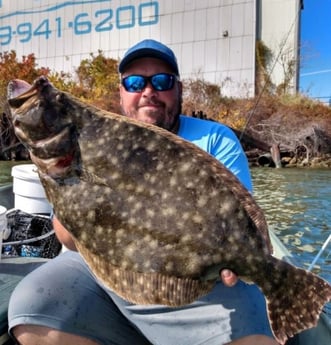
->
[120, 57, 182, 131]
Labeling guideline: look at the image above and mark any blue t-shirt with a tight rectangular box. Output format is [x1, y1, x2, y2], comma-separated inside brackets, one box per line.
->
[177, 115, 253, 192]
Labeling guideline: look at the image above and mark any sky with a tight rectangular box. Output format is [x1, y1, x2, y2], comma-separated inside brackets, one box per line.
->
[299, 0, 331, 104]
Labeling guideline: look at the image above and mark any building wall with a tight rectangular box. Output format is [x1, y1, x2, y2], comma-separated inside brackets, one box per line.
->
[257, 0, 302, 92]
[0, 0, 256, 98]
[0, 1, 302, 97]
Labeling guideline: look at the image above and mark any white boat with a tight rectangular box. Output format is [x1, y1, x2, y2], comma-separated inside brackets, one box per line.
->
[0, 183, 330, 345]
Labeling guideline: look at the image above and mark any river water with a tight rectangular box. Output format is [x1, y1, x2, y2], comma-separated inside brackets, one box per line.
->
[252, 167, 331, 284]
[1, 162, 330, 284]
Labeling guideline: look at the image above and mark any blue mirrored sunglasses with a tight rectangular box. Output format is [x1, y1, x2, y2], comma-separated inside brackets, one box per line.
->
[121, 73, 177, 92]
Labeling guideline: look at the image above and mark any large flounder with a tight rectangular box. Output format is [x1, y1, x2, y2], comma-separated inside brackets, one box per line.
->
[7, 76, 331, 344]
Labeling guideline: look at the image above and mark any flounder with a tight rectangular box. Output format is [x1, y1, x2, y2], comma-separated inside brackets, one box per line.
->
[7, 76, 331, 344]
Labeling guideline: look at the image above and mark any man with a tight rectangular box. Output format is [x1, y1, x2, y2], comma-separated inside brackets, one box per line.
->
[8, 39, 278, 345]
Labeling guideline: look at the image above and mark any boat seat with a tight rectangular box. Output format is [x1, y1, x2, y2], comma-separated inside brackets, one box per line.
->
[0, 185, 14, 211]
[0, 257, 48, 343]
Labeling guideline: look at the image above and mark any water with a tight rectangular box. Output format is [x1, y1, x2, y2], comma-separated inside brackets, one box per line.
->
[1, 162, 330, 283]
[252, 167, 331, 284]
[0, 161, 28, 186]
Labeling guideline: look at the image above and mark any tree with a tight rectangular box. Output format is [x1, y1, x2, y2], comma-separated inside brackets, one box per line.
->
[72, 50, 121, 112]
[0, 51, 49, 101]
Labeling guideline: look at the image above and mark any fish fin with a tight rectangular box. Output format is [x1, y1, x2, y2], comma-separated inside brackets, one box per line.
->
[260, 256, 331, 345]
[76, 241, 214, 306]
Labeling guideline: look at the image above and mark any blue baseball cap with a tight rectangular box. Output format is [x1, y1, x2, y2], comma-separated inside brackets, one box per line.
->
[119, 39, 179, 76]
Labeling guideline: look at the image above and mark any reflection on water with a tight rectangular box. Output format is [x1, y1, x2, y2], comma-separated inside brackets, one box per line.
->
[0, 161, 28, 185]
[252, 167, 331, 283]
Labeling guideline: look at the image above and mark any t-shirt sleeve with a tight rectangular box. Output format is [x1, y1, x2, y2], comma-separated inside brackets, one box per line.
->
[178, 116, 253, 192]
[210, 126, 253, 193]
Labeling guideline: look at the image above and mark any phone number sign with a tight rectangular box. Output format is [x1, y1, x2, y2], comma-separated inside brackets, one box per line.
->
[0, 0, 159, 47]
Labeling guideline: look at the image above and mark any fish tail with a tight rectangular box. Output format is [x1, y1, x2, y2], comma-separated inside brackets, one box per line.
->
[259, 256, 331, 345]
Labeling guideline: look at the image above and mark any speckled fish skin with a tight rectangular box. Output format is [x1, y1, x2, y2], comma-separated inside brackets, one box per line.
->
[7, 76, 331, 345]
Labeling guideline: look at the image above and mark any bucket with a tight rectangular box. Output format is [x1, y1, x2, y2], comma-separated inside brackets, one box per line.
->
[11, 164, 52, 214]
[0, 205, 8, 260]
[0, 206, 7, 233]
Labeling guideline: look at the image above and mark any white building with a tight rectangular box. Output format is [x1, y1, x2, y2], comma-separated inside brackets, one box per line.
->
[0, 0, 303, 97]
[257, 0, 303, 93]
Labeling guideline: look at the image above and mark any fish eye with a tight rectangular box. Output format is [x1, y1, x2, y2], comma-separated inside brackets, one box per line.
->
[35, 75, 49, 88]
[55, 92, 66, 103]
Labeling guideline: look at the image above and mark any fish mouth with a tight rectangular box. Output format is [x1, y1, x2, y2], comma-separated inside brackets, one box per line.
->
[8, 76, 70, 141]
[8, 77, 81, 178]
[7, 79, 34, 104]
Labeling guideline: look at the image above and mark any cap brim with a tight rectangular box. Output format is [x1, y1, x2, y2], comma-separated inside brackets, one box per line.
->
[119, 48, 179, 75]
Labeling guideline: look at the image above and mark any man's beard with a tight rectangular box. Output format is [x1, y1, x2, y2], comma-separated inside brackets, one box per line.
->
[121, 100, 182, 132]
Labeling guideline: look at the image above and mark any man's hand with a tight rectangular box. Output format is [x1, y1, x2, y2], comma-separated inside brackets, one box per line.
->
[53, 215, 77, 251]
[220, 269, 238, 287]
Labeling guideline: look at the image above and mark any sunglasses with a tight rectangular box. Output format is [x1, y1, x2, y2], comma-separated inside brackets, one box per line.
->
[121, 73, 177, 92]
